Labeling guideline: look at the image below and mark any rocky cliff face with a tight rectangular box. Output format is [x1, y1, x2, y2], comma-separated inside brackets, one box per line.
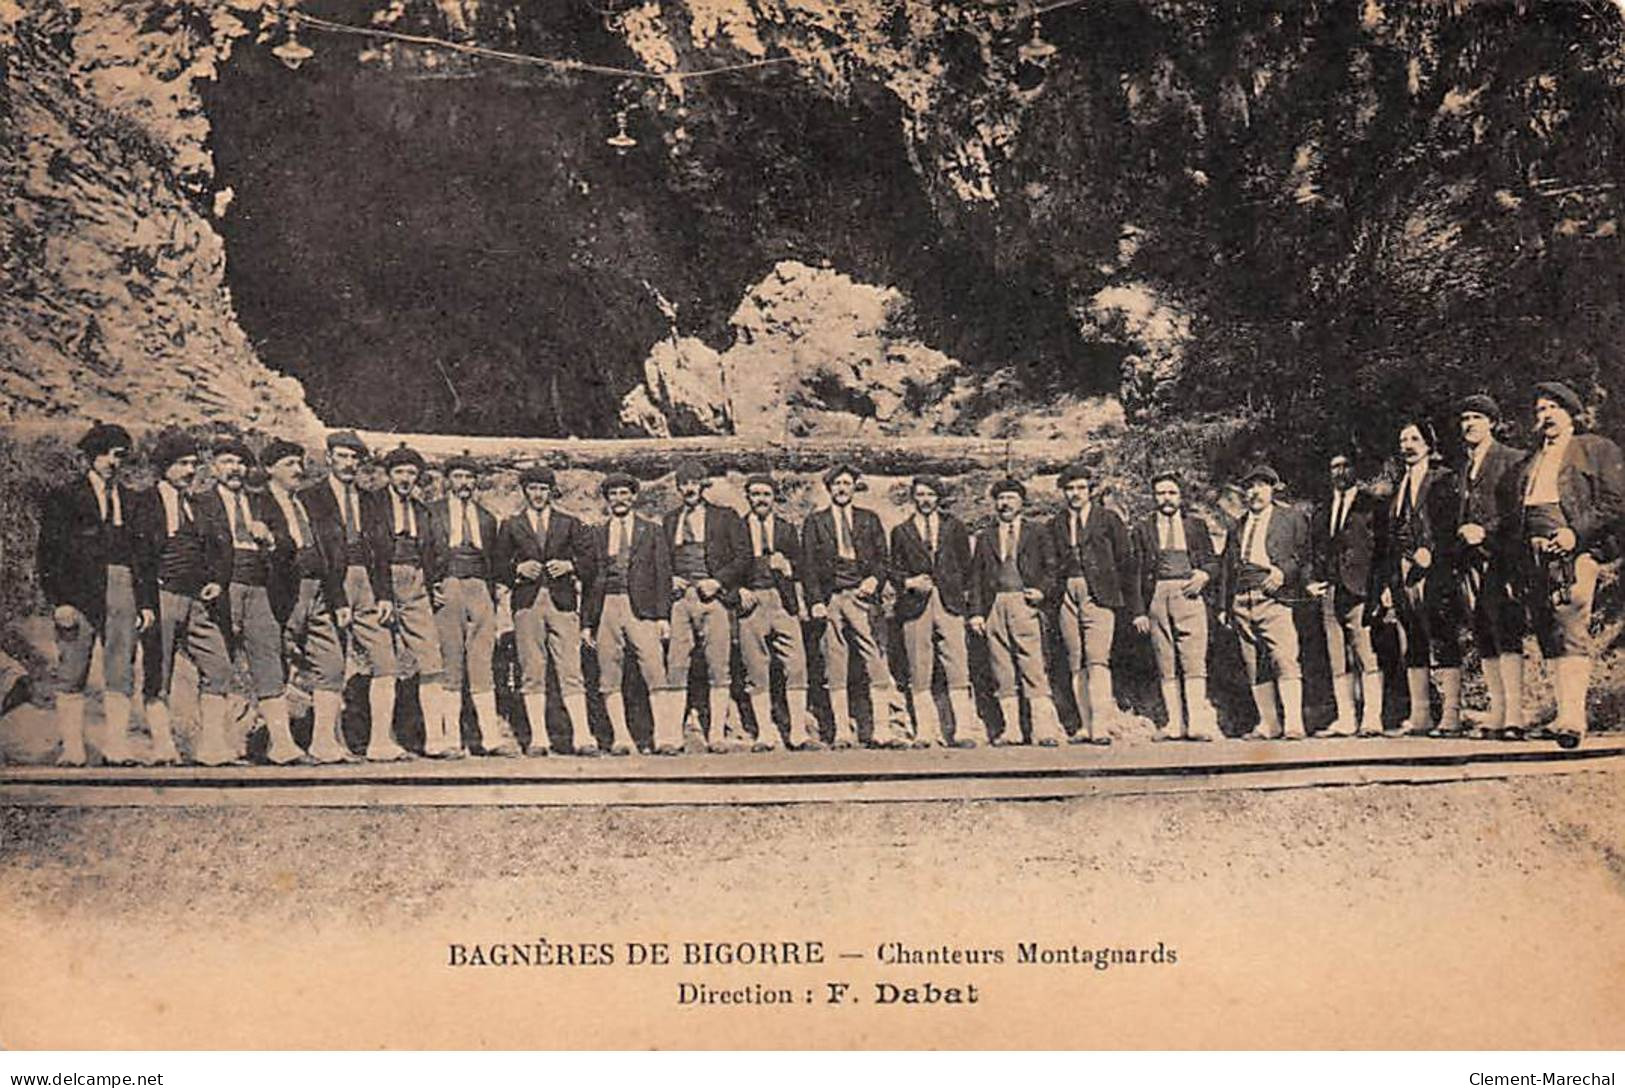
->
[1, 1, 318, 436]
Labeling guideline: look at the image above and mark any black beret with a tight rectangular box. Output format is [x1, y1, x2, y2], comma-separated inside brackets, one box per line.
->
[1533, 381, 1584, 418]
[1241, 464, 1282, 487]
[600, 472, 640, 497]
[78, 422, 132, 457]
[743, 473, 778, 495]
[910, 474, 947, 497]
[381, 445, 425, 472]
[674, 462, 711, 485]
[1056, 461, 1092, 488]
[1459, 394, 1500, 420]
[443, 451, 481, 476]
[211, 436, 256, 464]
[519, 464, 557, 488]
[261, 438, 306, 468]
[990, 477, 1027, 500]
[325, 430, 368, 455]
[1150, 469, 1183, 488]
[822, 462, 861, 487]
[149, 431, 197, 471]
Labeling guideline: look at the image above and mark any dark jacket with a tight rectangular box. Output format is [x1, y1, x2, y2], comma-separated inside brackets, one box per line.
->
[497, 506, 594, 614]
[1459, 441, 1528, 570]
[801, 504, 889, 607]
[1313, 488, 1379, 600]
[1130, 510, 1218, 614]
[303, 478, 390, 602]
[262, 485, 348, 625]
[1373, 466, 1459, 595]
[662, 502, 750, 602]
[127, 482, 232, 604]
[1217, 502, 1312, 608]
[38, 476, 159, 625]
[425, 495, 501, 592]
[583, 513, 672, 627]
[1047, 504, 1141, 613]
[738, 511, 804, 614]
[1511, 433, 1625, 560]
[889, 511, 974, 620]
[362, 487, 440, 596]
[968, 517, 1057, 618]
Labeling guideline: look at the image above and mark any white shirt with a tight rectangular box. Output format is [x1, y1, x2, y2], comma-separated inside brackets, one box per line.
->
[218, 484, 257, 550]
[1157, 511, 1188, 551]
[390, 490, 417, 537]
[915, 512, 939, 555]
[270, 484, 309, 549]
[749, 514, 776, 556]
[607, 514, 635, 556]
[157, 480, 190, 536]
[526, 506, 552, 540]
[833, 503, 856, 560]
[676, 503, 707, 544]
[446, 495, 483, 549]
[329, 476, 362, 534]
[1524, 433, 1571, 505]
[88, 472, 122, 526]
[1067, 504, 1091, 547]
[1328, 488, 1358, 536]
[1466, 441, 1491, 483]
[1395, 462, 1428, 515]
[1241, 505, 1274, 566]
[998, 516, 1023, 562]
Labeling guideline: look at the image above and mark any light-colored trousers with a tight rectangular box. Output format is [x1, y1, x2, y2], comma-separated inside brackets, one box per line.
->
[739, 594, 807, 693]
[985, 591, 1048, 698]
[900, 589, 970, 692]
[514, 594, 585, 696]
[434, 576, 496, 693]
[285, 577, 346, 693]
[1232, 590, 1301, 682]
[596, 593, 665, 695]
[1058, 576, 1115, 671]
[55, 565, 137, 695]
[1148, 580, 1208, 681]
[820, 588, 893, 689]
[667, 588, 731, 690]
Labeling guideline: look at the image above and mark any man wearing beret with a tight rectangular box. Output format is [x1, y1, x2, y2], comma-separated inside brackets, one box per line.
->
[662, 463, 750, 752]
[800, 464, 908, 749]
[1217, 464, 1311, 740]
[192, 436, 303, 763]
[1048, 461, 1140, 743]
[1513, 381, 1625, 748]
[736, 474, 820, 751]
[889, 475, 981, 747]
[362, 444, 442, 760]
[1372, 419, 1464, 736]
[969, 477, 1066, 746]
[425, 452, 515, 758]
[37, 422, 156, 765]
[262, 439, 354, 763]
[496, 464, 596, 755]
[132, 429, 234, 764]
[583, 473, 676, 754]
[1307, 451, 1383, 737]
[301, 430, 401, 760]
[1130, 471, 1220, 741]
[1455, 396, 1530, 739]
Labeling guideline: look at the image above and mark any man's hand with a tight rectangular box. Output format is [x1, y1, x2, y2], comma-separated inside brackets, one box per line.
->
[580, 627, 596, 650]
[1411, 546, 1432, 570]
[1132, 615, 1151, 636]
[376, 599, 395, 627]
[696, 577, 722, 600]
[857, 576, 880, 600]
[1022, 587, 1044, 606]
[737, 588, 759, 616]
[249, 520, 274, 545]
[136, 608, 156, 633]
[430, 581, 445, 611]
[1261, 567, 1285, 593]
[672, 576, 691, 600]
[544, 558, 574, 580]
[52, 604, 82, 630]
[656, 619, 671, 641]
[904, 574, 933, 593]
[335, 606, 353, 629]
[1306, 580, 1328, 600]
[199, 583, 222, 603]
[1551, 527, 1578, 554]
[1458, 523, 1487, 547]
[810, 602, 828, 621]
[968, 616, 986, 636]
[769, 553, 793, 577]
[1183, 570, 1210, 598]
[1216, 609, 1231, 629]
[515, 559, 544, 582]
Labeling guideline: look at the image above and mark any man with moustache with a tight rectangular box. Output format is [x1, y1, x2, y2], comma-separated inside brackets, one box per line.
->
[1455, 395, 1529, 739]
[361, 444, 443, 760]
[1217, 465, 1310, 740]
[969, 477, 1066, 747]
[193, 436, 303, 763]
[583, 473, 676, 756]
[1130, 471, 1219, 742]
[662, 464, 749, 752]
[736, 474, 821, 751]
[1307, 452, 1383, 738]
[261, 438, 355, 763]
[497, 464, 595, 756]
[1048, 461, 1139, 744]
[426, 452, 515, 759]
[133, 430, 234, 765]
[1373, 419, 1464, 736]
[889, 475, 981, 748]
[800, 464, 908, 749]
[1513, 381, 1625, 748]
[38, 423, 156, 766]
[301, 431, 400, 760]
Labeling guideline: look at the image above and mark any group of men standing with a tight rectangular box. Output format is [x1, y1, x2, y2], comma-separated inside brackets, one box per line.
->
[32, 378, 1622, 765]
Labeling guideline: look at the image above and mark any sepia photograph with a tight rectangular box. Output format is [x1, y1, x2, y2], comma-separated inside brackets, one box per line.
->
[1, 0, 1623, 1059]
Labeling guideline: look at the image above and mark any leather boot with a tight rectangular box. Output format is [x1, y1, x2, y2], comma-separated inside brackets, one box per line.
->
[1433, 667, 1463, 736]
[144, 699, 181, 765]
[1325, 673, 1358, 736]
[1278, 677, 1306, 739]
[1358, 672, 1385, 736]
[604, 691, 637, 755]
[1401, 667, 1434, 735]
[1183, 677, 1218, 741]
[910, 692, 945, 748]
[565, 693, 597, 755]
[1498, 654, 1526, 731]
[365, 676, 407, 761]
[473, 690, 513, 757]
[829, 688, 857, 749]
[307, 690, 354, 763]
[261, 695, 304, 765]
[749, 692, 781, 751]
[786, 689, 822, 750]
[55, 692, 87, 766]
[1248, 682, 1281, 739]
[1156, 680, 1185, 741]
[651, 689, 685, 755]
[1029, 695, 1065, 747]
[523, 693, 551, 756]
[947, 688, 981, 748]
[101, 692, 135, 764]
[996, 696, 1024, 746]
